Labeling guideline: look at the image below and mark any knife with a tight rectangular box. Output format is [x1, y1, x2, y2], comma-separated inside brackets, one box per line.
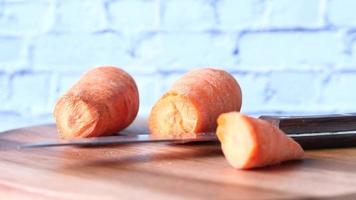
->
[21, 114, 356, 149]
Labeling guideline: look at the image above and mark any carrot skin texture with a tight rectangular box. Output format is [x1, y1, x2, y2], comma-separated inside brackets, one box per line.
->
[217, 112, 304, 169]
[149, 68, 242, 136]
[54, 66, 139, 139]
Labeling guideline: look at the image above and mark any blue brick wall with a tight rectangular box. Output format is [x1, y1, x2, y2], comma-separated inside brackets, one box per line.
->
[0, 0, 355, 131]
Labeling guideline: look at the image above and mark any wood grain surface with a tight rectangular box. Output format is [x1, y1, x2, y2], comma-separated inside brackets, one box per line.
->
[1, 120, 356, 200]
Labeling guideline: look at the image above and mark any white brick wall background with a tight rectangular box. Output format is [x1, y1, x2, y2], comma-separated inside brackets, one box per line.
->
[0, 0, 356, 131]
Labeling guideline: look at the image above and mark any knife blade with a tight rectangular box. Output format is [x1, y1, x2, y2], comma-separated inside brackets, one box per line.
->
[21, 114, 356, 149]
[21, 131, 356, 150]
[21, 132, 218, 148]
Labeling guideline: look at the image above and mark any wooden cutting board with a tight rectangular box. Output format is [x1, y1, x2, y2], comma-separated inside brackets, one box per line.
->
[1, 120, 356, 200]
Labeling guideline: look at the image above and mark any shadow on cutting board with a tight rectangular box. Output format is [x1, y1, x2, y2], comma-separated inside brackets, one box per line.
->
[60, 143, 223, 168]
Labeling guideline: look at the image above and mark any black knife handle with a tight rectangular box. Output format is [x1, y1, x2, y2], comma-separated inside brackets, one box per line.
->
[291, 132, 356, 149]
[259, 113, 356, 134]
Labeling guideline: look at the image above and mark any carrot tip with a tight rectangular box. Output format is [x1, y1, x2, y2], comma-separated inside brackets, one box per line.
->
[217, 112, 304, 170]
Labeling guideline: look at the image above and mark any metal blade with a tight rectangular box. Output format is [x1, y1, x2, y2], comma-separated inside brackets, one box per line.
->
[21, 130, 356, 149]
[20, 113, 356, 149]
[21, 132, 218, 148]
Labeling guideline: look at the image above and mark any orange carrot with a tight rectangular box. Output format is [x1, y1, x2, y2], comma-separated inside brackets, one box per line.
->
[149, 68, 242, 136]
[217, 112, 304, 169]
[54, 66, 139, 139]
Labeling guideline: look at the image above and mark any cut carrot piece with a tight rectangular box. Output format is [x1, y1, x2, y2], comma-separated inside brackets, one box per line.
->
[217, 112, 304, 169]
[54, 66, 139, 139]
[149, 68, 242, 136]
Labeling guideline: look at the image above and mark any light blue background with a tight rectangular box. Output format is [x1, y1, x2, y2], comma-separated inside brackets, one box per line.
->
[0, 0, 355, 131]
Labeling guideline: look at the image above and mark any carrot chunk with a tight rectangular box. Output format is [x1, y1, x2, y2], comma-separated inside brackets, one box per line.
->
[149, 68, 242, 136]
[54, 66, 139, 139]
[217, 112, 304, 169]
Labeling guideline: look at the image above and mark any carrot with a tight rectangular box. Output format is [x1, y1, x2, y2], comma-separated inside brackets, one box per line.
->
[217, 112, 304, 169]
[149, 68, 242, 136]
[54, 66, 139, 139]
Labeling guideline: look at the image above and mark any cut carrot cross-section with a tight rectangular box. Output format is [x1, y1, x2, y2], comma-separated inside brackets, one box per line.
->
[54, 66, 139, 139]
[149, 68, 242, 137]
[217, 112, 304, 169]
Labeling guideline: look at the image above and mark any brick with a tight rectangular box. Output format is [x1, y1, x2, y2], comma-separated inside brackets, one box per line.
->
[7, 73, 51, 115]
[0, 1, 51, 34]
[264, 72, 322, 110]
[161, 0, 215, 31]
[321, 73, 356, 111]
[0, 2, 3, 16]
[107, 0, 158, 33]
[238, 32, 341, 70]
[328, 0, 356, 27]
[0, 73, 8, 103]
[47, 74, 59, 114]
[3, 0, 47, 2]
[216, 0, 266, 29]
[331, 32, 356, 69]
[232, 73, 268, 113]
[0, 36, 22, 62]
[0, 113, 31, 132]
[123, 31, 162, 74]
[158, 72, 184, 93]
[57, 73, 80, 95]
[267, 0, 322, 28]
[53, 0, 106, 33]
[0, 113, 53, 132]
[46, 73, 80, 113]
[0, 36, 27, 72]
[134, 33, 237, 72]
[134, 73, 161, 116]
[348, 40, 356, 67]
[33, 33, 132, 73]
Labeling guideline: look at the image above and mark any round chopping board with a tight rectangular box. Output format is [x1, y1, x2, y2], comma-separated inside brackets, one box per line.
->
[1, 121, 356, 199]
